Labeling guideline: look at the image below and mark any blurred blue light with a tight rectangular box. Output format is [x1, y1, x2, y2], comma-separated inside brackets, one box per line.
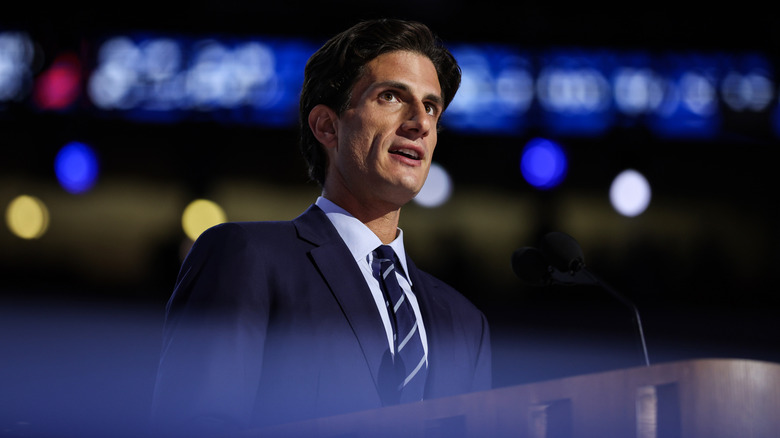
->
[445, 45, 533, 134]
[612, 53, 665, 123]
[0, 31, 35, 102]
[721, 53, 774, 113]
[87, 34, 318, 127]
[55, 141, 99, 194]
[646, 54, 722, 139]
[536, 50, 614, 136]
[520, 138, 568, 189]
[79, 32, 773, 139]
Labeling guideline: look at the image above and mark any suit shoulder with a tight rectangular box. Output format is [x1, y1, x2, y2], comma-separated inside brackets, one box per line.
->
[181, 220, 298, 269]
[202, 220, 294, 238]
[194, 221, 295, 247]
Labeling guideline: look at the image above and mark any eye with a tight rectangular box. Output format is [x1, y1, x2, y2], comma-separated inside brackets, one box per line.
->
[424, 102, 440, 117]
[379, 91, 398, 102]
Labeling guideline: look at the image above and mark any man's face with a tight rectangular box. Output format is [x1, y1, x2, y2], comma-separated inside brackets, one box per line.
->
[326, 50, 444, 210]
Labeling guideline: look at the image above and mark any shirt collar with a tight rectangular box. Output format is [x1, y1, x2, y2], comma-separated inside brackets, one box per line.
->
[315, 196, 411, 281]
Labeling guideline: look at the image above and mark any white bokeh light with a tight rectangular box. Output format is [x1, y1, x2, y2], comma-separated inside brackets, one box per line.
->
[610, 169, 652, 217]
[413, 162, 452, 208]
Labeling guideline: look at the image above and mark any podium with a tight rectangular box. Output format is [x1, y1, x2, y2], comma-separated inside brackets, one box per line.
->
[252, 358, 780, 438]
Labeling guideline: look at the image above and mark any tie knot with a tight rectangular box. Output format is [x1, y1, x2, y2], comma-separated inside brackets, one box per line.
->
[374, 245, 395, 262]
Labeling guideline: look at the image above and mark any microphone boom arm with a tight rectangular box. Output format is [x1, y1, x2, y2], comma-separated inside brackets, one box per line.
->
[554, 266, 651, 367]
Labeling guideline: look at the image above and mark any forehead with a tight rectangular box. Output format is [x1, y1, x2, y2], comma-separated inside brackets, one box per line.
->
[355, 51, 442, 98]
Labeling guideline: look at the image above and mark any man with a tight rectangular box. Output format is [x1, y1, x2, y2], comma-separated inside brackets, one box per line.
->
[151, 18, 491, 436]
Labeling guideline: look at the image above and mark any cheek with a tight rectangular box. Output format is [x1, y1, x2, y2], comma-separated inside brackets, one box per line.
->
[428, 132, 438, 156]
[337, 111, 398, 163]
[335, 136, 373, 176]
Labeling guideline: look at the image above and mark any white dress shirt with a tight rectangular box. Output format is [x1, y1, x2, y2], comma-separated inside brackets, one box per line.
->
[315, 196, 429, 359]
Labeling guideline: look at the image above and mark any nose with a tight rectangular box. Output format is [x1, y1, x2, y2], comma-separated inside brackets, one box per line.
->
[401, 101, 432, 138]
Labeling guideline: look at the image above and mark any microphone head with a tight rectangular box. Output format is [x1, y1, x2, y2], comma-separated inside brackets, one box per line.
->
[541, 231, 585, 272]
[511, 247, 551, 287]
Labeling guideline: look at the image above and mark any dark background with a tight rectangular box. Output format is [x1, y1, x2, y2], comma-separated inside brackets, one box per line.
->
[2, 3, 778, 437]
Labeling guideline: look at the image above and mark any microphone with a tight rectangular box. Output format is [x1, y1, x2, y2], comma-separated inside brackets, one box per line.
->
[512, 232, 651, 367]
[511, 247, 551, 287]
[541, 231, 585, 273]
[511, 244, 590, 286]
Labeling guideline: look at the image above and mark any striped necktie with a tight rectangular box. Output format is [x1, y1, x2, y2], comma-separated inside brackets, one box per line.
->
[373, 245, 427, 403]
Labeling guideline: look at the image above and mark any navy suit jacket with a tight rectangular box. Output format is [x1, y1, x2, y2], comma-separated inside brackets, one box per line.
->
[151, 205, 491, 434]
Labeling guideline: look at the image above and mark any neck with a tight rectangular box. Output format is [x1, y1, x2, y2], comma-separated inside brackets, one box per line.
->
[321, 191, 402, 244]
[362, 212, 401, 244]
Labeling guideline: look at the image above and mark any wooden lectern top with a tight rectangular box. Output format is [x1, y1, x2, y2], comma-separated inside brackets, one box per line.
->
[252, 358, 780, 438]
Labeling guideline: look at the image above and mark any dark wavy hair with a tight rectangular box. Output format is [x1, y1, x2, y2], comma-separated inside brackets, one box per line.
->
[299, 19, 461, 186]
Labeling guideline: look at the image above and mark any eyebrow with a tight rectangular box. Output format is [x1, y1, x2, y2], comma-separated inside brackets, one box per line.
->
[375, 80, 444, 108]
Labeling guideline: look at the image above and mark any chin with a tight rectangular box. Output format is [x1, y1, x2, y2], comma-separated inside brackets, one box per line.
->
[383, 187, 419, 208]
[396, 173, 425, 191]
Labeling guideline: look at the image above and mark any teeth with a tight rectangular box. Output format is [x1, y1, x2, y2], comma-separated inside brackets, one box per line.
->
[391, 148, 419, 159]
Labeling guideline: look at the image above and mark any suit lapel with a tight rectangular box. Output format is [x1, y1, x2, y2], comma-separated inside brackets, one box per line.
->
[293, 206, 390, 397]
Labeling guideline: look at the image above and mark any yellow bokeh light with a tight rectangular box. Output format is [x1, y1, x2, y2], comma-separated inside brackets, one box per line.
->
[5, 195, 50, 239]
[181, 199, 227, 241]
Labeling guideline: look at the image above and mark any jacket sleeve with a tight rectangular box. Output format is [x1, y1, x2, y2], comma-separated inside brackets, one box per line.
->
[150, 223, 270, 436]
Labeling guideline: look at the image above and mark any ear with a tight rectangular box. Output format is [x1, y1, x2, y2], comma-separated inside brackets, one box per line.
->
[308, 104, 338, 149]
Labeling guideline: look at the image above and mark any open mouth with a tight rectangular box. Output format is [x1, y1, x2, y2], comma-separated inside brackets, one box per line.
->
[389, 148, 421, 160]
